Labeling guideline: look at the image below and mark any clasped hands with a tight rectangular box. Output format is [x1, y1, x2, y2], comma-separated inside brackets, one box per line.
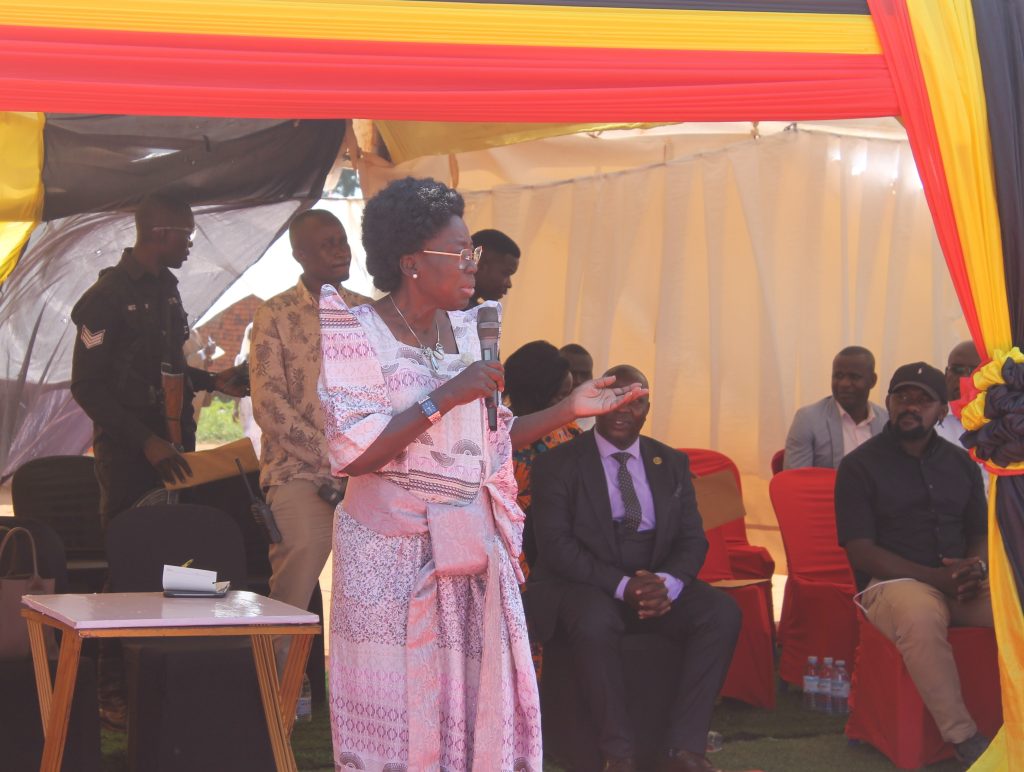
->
[623, 570, 672, 619]
[937, 556, 987, 602]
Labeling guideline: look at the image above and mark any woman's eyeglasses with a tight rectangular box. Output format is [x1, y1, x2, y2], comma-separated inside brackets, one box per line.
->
[422, 246, 483, 271]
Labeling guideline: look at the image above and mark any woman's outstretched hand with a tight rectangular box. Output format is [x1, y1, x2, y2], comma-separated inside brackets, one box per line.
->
[570, 375, 648, 418]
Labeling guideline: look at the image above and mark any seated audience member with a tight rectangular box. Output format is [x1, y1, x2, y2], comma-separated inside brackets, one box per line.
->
[784, 345, 887, 469]
[526, 365, 742, 772]
[936, 340, 982, 448]
[466, 228, 520, 307]
[506, 340, 582, 566]
[936, 340, 989, 494]
[560, 342, 596, 430]
[836, 362, 991, 765]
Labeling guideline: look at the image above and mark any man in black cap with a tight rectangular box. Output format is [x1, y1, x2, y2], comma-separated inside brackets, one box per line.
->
[835, 362, 992, 765]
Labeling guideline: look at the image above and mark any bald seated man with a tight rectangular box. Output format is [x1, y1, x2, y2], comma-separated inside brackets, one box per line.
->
[935, 340, 982, 447]
[250, 209, 370, 668]
[526, 365, 743, 772]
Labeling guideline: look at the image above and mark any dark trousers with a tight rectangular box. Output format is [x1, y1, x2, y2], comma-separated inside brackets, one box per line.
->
[94, 444, 161, 521]
[94, 441, 159, 704]
[556, 579, 741, 757]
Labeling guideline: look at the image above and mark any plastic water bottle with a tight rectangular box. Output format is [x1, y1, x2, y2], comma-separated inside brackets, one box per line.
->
[816, 657, 834, 713]
[802, 656, 819, 710]
[296, 674, 312, 723]
[831, 660, 850, 716]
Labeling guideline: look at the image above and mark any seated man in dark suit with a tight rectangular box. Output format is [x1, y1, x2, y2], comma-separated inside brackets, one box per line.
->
[526, 364, 743, 772]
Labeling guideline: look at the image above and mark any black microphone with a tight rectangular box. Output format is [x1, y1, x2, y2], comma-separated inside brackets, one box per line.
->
[477, 306, 500, 431]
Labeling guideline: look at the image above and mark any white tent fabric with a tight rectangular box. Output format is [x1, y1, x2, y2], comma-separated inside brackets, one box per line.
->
[358, 128, 966, 555]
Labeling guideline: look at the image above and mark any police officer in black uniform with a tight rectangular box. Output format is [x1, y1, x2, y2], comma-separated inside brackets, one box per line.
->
[71, 192, 247, 518]
[70, 192, 247, 729]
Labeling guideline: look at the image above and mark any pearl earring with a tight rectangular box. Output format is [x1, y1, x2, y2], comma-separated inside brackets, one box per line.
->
[412, 272, 418, 279]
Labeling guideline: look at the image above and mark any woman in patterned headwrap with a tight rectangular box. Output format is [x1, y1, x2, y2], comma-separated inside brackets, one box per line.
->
[317, 177, 645, 772]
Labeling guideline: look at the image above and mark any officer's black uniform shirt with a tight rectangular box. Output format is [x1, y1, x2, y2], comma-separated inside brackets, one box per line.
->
[70, 248, 214, 451]
[835, 424, 987, 589]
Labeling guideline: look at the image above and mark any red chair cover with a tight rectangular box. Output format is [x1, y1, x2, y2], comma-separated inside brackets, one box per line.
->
[769, 468, 858, 685]
[718, 583, 776, 709]
[697, 525, 734, 583]
[846, 614, 1002, 769]
[770, 449, 785, 476]
[680, 448, 775, 579]
[697, 524, 775, 708]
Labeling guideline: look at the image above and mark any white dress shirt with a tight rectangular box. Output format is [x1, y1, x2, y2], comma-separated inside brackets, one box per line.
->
[839, 404, 876, 457]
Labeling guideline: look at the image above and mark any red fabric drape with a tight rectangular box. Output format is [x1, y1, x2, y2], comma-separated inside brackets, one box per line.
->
[0, 25, 899, 120]
[866, 0, 984, 352]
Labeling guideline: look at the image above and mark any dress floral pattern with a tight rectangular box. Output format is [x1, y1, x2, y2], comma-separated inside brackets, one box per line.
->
[318, 287, 542, 772]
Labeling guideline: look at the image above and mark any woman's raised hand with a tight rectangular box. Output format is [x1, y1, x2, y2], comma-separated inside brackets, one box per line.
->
[435, 360, 505, 410]
[570, 375, 648, 418]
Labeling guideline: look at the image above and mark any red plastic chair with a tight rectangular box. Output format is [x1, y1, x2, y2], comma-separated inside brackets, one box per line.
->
[770, 449, 785, 476]
[769, 468, 858, 686]
[680, 448, 775, 580]
[846, 612, 1002, 768]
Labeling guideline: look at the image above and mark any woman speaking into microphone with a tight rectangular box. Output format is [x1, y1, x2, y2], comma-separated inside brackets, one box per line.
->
[317, 177, 644, 772]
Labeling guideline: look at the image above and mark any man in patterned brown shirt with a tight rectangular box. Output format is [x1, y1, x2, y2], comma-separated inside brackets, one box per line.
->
[251, 209, 370, 664]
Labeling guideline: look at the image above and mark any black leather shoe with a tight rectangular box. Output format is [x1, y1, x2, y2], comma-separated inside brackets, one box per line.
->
[602, 755, 637, 772]
[659, 747, 763, 772]
[955, 733, 991, 766]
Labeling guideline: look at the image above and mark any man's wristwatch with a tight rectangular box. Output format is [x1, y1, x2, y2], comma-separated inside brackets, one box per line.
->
[418, 394, 442, 425]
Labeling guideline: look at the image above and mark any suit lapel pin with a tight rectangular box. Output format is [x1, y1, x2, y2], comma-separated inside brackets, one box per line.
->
[653, 456, 663, 465]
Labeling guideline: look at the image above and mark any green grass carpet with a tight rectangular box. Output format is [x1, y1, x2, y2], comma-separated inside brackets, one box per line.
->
[101, 688, 964, 771]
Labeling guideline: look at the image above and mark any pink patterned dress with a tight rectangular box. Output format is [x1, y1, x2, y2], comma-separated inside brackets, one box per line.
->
[318, 286, 542, 772]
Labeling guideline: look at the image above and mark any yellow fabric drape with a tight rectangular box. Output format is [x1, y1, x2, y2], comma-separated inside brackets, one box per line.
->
[377, 121, 669, 166]
[906, 0, 1011, 350]
[0, 1, 882, 53]
[0, 111, 44, 285]
[906, 2, 1021, 767]
[979, 482, 1024, 771]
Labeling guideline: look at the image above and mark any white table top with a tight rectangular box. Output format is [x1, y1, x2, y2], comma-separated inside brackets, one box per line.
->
[22, 591, 320, 630]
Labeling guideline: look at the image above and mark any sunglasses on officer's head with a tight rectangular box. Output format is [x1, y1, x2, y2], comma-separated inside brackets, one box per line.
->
[152, 226, 196, 241]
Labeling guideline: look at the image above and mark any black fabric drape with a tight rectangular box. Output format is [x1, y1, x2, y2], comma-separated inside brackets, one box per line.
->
[42, 116, 345, 221]
[972, 0, 1024, 610]
[996, 477, 1024, 607]
[1, 117, 346, 477]
[973, 1, 1024, 341]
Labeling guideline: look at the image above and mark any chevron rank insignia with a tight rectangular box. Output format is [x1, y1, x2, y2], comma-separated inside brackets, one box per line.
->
[80, 326, 105, 349]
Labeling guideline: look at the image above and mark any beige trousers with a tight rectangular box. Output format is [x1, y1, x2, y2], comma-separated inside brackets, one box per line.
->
[265, 478, 336, 668]
[860, 578, 993, 744]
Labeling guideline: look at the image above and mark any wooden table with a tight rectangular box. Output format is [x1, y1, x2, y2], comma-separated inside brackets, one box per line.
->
[21, 591, 321, 772]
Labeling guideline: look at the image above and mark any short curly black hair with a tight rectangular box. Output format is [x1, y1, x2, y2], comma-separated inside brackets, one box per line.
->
[361, 177, 465, 292]
[504, 340, 572, 417]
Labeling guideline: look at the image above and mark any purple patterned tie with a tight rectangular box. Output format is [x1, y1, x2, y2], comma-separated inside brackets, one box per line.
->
[612, 451, 643, 532]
